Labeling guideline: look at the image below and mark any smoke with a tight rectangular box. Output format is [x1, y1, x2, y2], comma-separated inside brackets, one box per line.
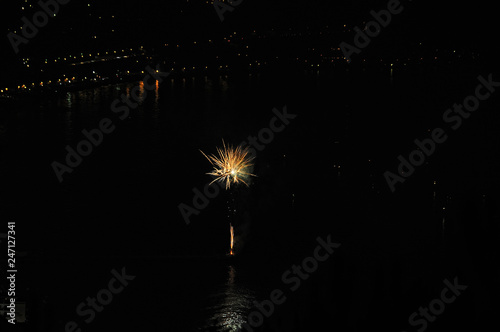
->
[233, 210, 251, 254]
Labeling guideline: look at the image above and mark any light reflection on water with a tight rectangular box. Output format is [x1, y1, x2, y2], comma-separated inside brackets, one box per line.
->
[202, 265, 255, 332]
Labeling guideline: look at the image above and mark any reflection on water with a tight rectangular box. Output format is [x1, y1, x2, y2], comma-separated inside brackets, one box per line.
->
[58, 79, 161, 133]
[65, 92, 72, 108]
[202, 265, 255, 331]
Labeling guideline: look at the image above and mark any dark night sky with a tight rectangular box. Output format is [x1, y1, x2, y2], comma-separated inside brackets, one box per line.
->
[1, 0, 497, 256]
[1, 1, 499, 331]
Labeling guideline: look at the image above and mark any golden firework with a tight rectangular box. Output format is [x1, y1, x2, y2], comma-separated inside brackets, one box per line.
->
[200, 140, 255, 190]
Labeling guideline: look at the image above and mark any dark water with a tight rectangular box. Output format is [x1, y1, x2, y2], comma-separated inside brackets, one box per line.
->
[17, 256, 265, 331]
[2, 64, 500, 331]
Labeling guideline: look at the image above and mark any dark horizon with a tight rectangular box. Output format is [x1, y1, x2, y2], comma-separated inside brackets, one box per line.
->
[1, 1, 499, 331]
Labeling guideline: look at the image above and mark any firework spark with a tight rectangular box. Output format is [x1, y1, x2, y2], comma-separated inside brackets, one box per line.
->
[200, 140, 256, 190]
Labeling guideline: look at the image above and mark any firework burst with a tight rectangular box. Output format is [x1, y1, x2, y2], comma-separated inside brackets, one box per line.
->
[200, 140, 256, 190]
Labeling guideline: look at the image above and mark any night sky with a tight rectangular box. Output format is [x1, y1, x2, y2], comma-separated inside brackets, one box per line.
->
[1, 1, 499, 331]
